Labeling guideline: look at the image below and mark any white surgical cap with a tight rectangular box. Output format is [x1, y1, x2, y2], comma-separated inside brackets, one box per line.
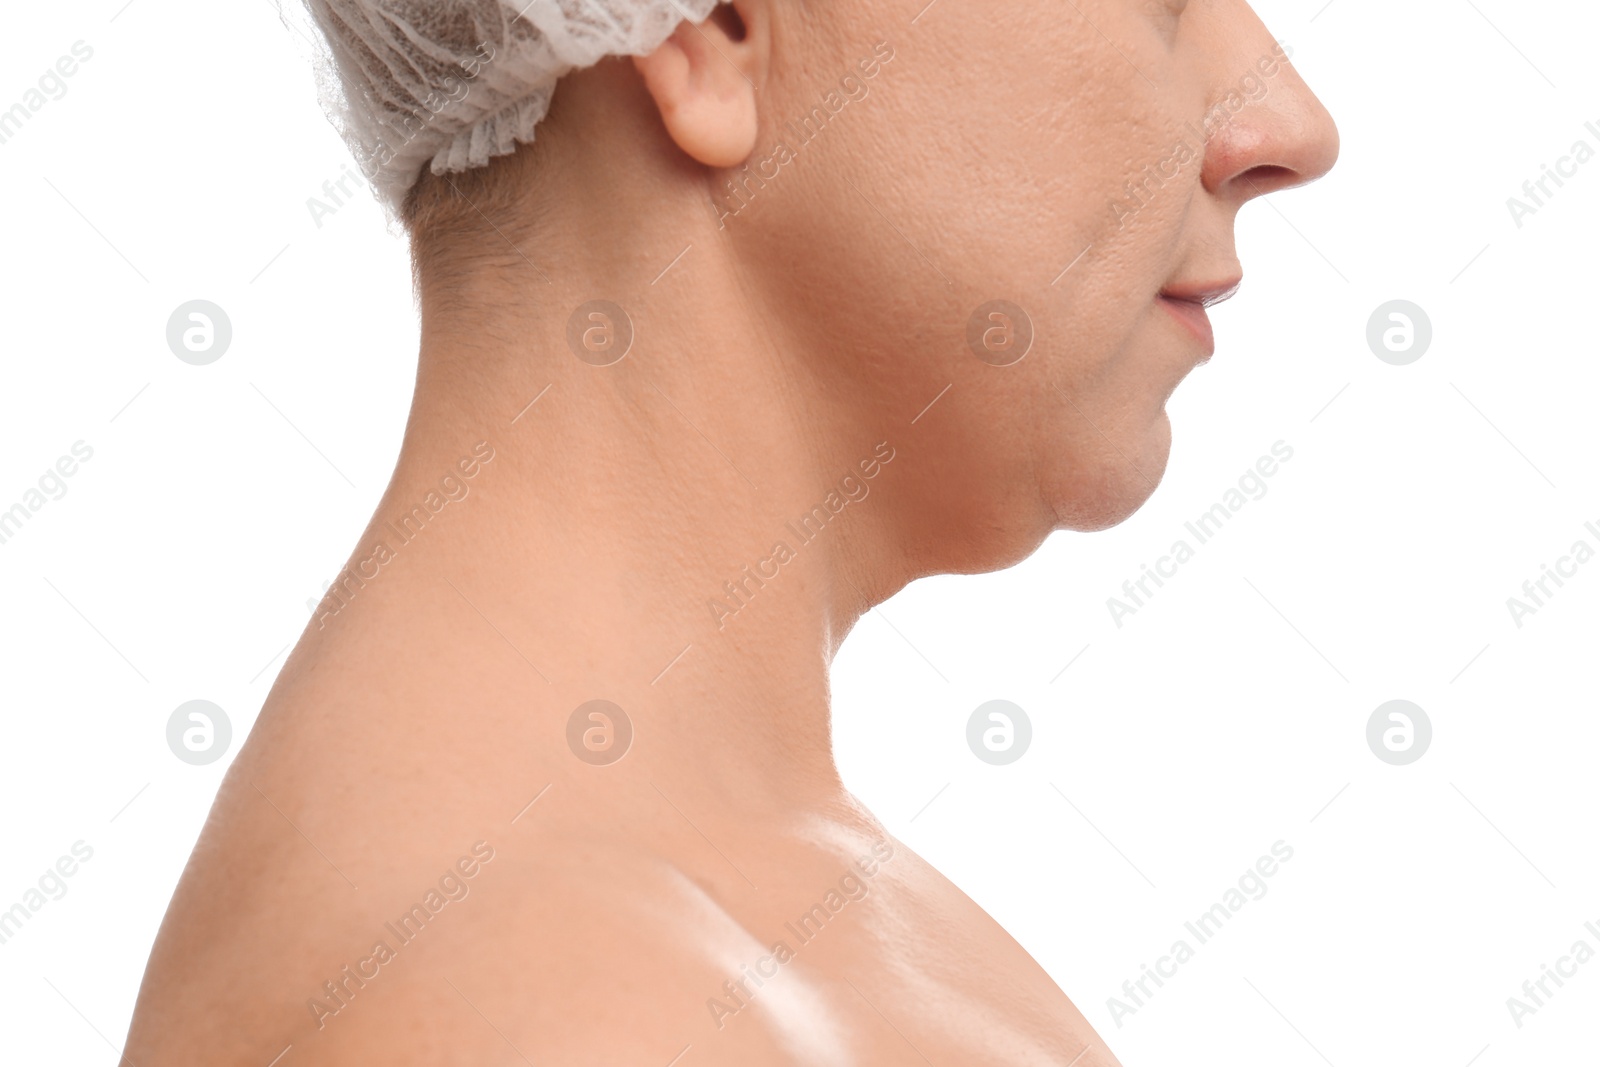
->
[297, 0, 724, 213]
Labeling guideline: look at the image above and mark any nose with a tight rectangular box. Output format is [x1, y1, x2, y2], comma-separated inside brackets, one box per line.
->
[1200, 43, 1340, 205]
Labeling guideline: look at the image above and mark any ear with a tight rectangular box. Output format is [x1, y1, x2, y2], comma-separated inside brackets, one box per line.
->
[632, 1, 764, 168]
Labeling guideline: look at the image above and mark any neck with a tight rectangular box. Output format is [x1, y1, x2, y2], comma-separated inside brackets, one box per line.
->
[297, 226, 914, 809]
[278, 61, 963, 812]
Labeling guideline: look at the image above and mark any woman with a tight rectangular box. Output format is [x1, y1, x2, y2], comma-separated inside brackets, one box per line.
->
[126, 0, 1337, 1062]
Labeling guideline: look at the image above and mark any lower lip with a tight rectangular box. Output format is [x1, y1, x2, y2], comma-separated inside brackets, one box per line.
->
[1158, 296, 1215, 354]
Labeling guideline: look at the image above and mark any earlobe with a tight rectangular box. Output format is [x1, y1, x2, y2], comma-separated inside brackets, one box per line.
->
[632, 5, 760, 169]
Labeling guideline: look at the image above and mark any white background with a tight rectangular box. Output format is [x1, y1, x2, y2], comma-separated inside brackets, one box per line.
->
[1, 1, 1596, 1063]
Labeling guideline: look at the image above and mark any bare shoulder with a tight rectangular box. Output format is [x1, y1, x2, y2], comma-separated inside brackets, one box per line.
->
[126, 785, 1116, 1066]
[281, 833, 846, 1066]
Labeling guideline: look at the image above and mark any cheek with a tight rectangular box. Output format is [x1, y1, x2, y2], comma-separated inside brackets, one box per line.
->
[819, 19, 1198, 377]
[739, 7, 1199, 533]
[751, 3, 1198, 308]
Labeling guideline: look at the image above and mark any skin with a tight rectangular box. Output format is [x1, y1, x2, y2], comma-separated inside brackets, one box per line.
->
[124, 0, 1336, 1063]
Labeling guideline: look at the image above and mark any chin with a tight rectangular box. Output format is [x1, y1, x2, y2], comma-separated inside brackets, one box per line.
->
[1050, 411, 1173, 533]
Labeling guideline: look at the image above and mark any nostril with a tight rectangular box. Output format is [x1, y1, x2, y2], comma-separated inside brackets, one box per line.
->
[710, 4, 748, 42]
[1237, 164, 1300, 197]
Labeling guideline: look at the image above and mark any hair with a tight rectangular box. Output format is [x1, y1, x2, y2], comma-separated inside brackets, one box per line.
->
[402, 153, 524, 236]
[399, 138, 550, 300]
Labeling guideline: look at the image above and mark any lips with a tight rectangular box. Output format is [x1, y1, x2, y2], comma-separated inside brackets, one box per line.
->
[1157, 276, 1242, 354]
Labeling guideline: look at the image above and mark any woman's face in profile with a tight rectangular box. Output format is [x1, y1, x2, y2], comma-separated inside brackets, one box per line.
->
[736, 0, 1337, 546]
